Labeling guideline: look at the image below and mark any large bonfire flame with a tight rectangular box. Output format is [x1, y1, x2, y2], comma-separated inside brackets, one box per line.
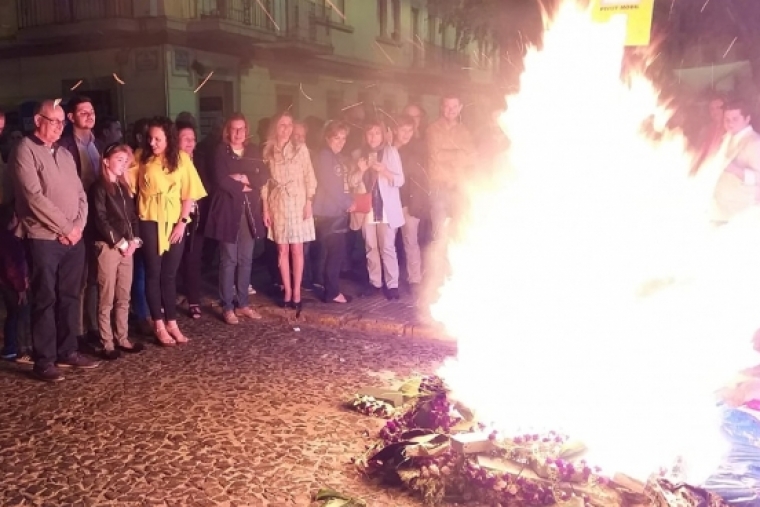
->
[433, 0, 760, 485]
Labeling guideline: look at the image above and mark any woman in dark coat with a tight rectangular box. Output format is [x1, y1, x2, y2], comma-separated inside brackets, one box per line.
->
[204, 113, 268, 324]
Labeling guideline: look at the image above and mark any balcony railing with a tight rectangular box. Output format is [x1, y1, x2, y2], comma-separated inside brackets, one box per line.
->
[17, 0, 134, 29]
[195, 0, 272, 31]
[192, 0, 331, 47]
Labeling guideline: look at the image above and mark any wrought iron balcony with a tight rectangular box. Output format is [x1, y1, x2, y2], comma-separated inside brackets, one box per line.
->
[17, 0, 134, 29]
[190, 0, 332, 51]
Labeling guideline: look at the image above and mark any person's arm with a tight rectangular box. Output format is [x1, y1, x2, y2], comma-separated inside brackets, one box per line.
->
[303, 148, 317, 200]
[91, 185, 124, 248]
[379, 147, 405, 187]
[214, 145, 247, 193]
[73, 177, 88, 231]
[12, 143, 74, 236]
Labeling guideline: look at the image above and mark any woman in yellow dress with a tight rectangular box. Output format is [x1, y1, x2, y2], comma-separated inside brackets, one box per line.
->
[262, 112, 316, 312]
[129, 117, 206, 346]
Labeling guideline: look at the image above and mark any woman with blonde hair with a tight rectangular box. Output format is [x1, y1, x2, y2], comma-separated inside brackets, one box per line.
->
[262, 112, 316, 312]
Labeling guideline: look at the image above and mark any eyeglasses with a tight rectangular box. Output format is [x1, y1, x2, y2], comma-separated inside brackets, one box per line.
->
[39, 114, 65, 128]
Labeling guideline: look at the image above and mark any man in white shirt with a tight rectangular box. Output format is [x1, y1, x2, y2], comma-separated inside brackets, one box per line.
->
[713, 99, 760, 222]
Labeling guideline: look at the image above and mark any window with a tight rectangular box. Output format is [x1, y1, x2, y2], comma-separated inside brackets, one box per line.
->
[276, 86, 298, 117]
[411, 7, 421, 64]
[377, 0, 388, 37]
[391, 0, 401, 41]
[426, 15, 437, 44]
[327, 91, 344, 120]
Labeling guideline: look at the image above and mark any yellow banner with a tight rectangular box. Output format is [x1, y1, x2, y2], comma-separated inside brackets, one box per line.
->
[591, 0, 655, 46]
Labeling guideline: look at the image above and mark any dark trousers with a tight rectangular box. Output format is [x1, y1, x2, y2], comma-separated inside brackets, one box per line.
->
[315, 217, 347, 301]
[28, 238, 85, 367]
[131, 250, 149, 321]
[140, 221, 185, 322]
[181, 225, 204, 306]
[1, 286, 31, 356]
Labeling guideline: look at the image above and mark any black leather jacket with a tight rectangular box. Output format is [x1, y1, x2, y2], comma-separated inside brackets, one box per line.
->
[88, 179, 139, 247]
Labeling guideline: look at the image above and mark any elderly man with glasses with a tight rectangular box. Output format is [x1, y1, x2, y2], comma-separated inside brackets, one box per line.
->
[10, 99, 100, 382]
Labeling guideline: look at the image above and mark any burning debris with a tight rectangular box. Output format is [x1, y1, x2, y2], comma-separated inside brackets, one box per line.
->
[349, 376, 732, 507]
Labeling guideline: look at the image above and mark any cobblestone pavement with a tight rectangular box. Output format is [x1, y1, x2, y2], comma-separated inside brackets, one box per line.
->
[0, 316, 458, 507]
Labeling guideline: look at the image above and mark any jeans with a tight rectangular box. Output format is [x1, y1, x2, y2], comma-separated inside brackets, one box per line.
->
[315, 217, 347, 301]
[28, 238, 85, 368]
[140, 221, 185, 322]
[131, 251, 149, 321]
[1, 286, 31, 356]
[80, 242, 99, 336]
[219, 211, 255, 312]
[181, 225, 204, 306]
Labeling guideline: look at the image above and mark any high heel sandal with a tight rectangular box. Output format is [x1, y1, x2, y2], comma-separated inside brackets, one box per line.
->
[166, 324, 189, 344]
[155, 326, 176, 347]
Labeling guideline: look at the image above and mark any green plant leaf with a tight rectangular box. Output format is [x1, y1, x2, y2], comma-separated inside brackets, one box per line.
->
[314, 488, 351, 501]
[399, 378, 422, 398]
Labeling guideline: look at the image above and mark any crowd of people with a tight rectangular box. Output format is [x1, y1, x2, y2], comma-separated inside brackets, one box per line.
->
[0, 91, 507, 383]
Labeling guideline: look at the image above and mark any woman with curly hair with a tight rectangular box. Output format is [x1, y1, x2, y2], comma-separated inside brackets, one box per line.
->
[262, 112, 316, 312]
[128, 117, 206, 346]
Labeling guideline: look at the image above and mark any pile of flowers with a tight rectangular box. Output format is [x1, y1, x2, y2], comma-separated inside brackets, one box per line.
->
[349, 376, 729, 507]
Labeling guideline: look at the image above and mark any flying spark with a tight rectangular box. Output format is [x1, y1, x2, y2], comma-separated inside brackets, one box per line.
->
[335, 79, 354, 84]
[193, 71, 214, 93]
[373, 41, 395, 64]
[70, 80, 83, 91]
[255, 0, 280, 31]
[364, 83, 377, 89]
[53, 98, 62, 109]
[112, 73, 126, 85]
[299, 83, 313, 101]
[341, 101, 363, 112]
[324, 0, 346, 20]
[700, 0, 710, 12]
[377, 108, 397, 125]
[722, 36, 738, 59]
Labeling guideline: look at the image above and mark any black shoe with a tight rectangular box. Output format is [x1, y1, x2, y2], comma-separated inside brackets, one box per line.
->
[359, 285, 381, 298]
[293, 301, 303, 316]
[102, 349, 120, 361]
[279, 298, 292, 308]
[117, 342, 145, 354]
[34, 364, 65, 382]
[56, 352, 101, 370]
[387, 288, 400, 300]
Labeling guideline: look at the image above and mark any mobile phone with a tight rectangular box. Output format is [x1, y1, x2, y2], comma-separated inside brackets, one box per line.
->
[368, 152, 377, 165]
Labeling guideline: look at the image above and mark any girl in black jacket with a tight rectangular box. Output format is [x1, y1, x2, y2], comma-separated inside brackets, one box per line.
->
[88, 143, 145, 360]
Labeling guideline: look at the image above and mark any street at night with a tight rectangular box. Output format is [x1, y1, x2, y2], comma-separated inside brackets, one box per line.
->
[0, 318, 453, 507]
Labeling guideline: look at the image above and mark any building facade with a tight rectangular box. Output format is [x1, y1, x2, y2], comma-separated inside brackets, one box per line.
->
[0, 0, 499, 135]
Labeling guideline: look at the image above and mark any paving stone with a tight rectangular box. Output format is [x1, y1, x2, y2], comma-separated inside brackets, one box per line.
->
[0, 319, 455, 506]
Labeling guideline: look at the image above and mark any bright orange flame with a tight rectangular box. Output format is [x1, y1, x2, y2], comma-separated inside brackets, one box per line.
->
[433, 1, 760, 484]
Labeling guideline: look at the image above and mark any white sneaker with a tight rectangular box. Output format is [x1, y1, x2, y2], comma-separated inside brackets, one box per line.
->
[15, 354, 33, 365]
[248, 285, 257, 295]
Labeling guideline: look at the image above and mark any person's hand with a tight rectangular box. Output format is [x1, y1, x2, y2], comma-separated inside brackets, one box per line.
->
[18, 290, 28, 306]
[303, 201, 313, 220]
[122, 242, 137, 257]
[169, 222, 186, 244]
[347, 203, 356, 213]
[240, 175, 250, 185]
[357, 157, 369, 173]
[58, 235, 71, 245]
[66, 225, 83, 245]
[372, 161, 386, 173]
[264, 211, 272, 228]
